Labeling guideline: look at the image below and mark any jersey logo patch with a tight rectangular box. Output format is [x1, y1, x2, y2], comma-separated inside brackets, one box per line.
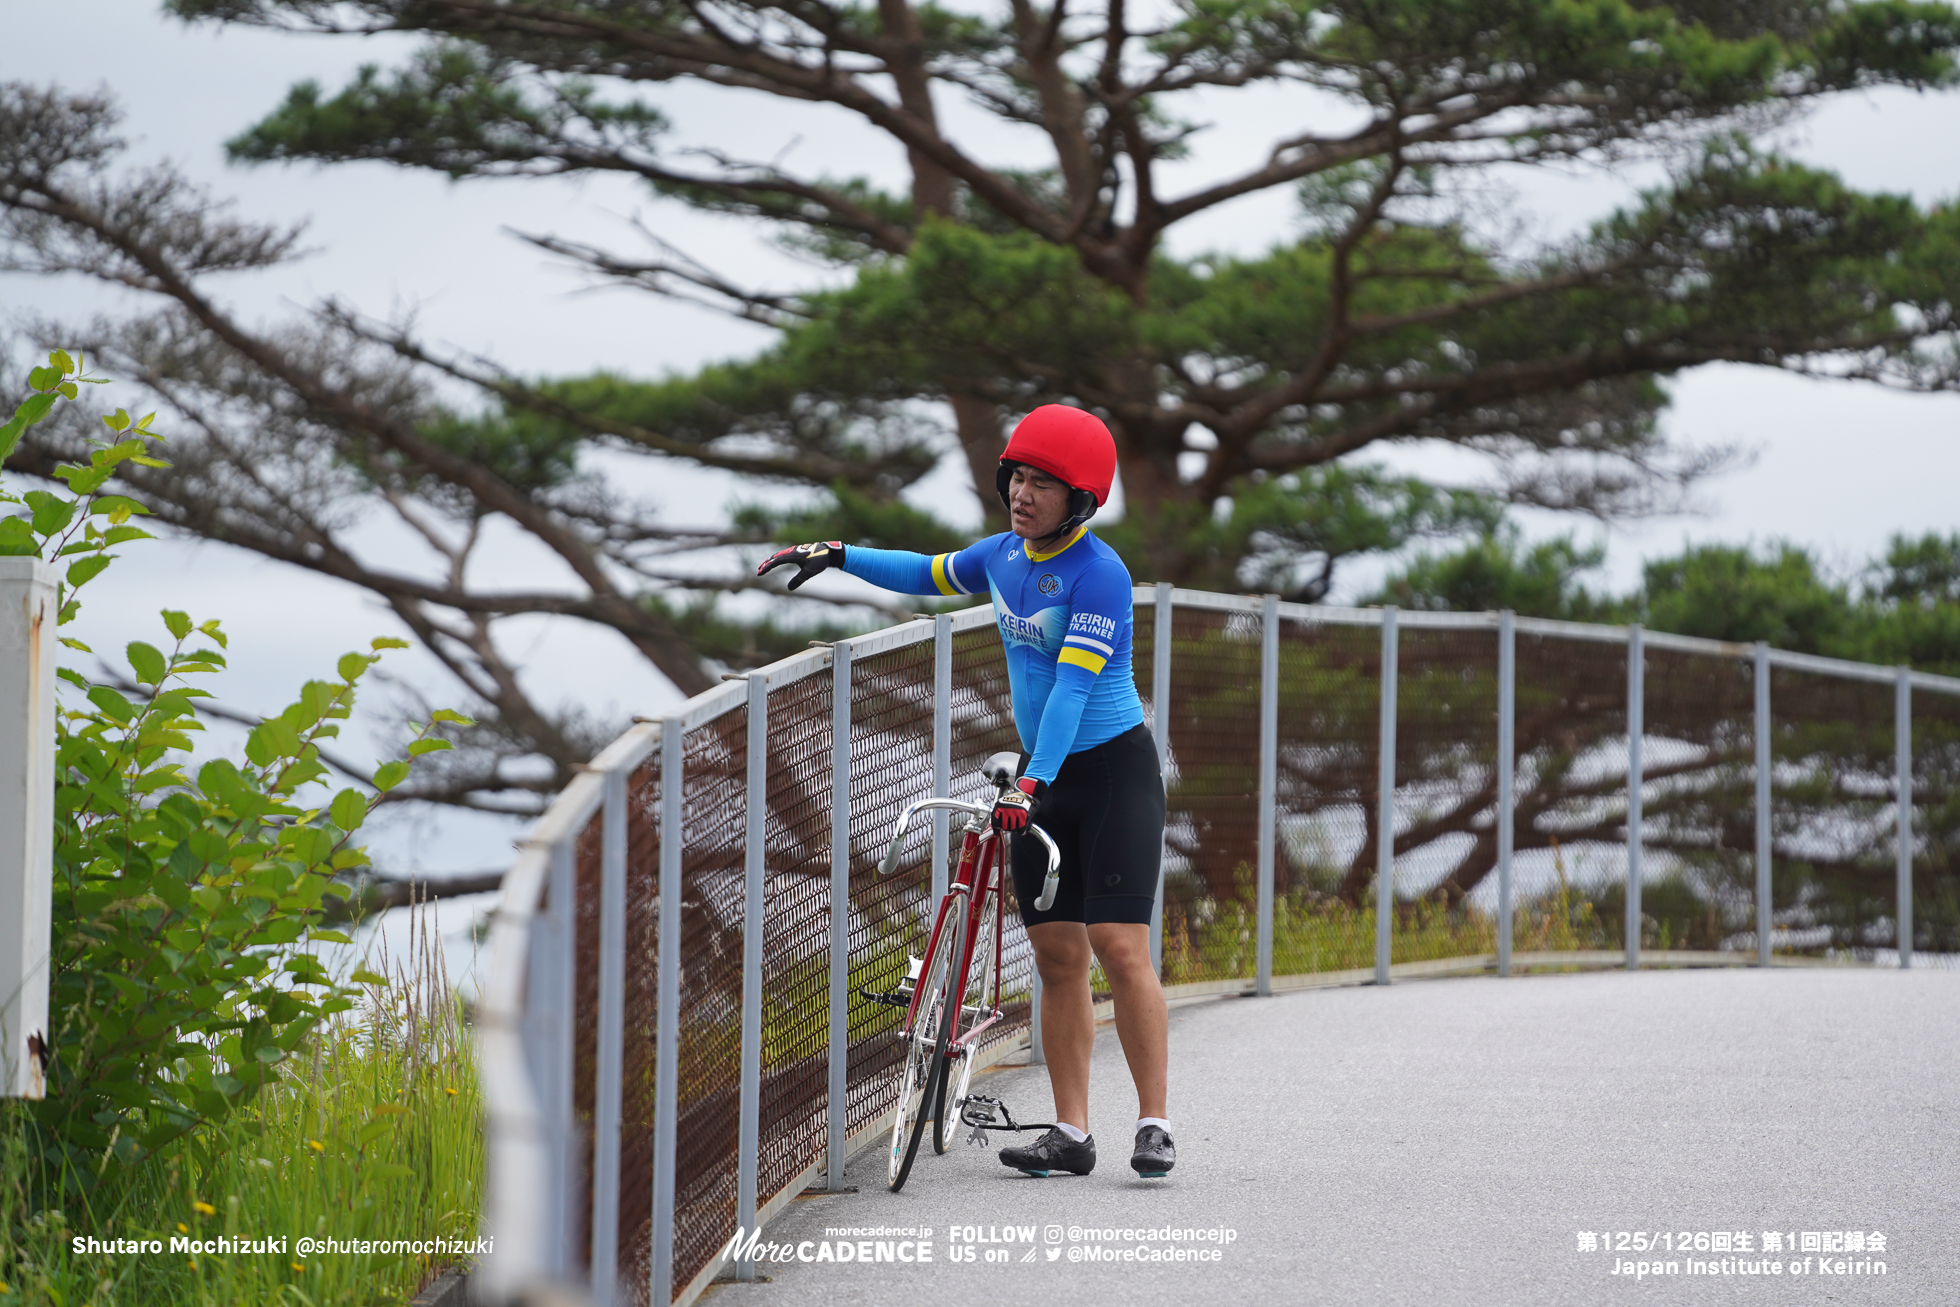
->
[1038, 573, 1061, 596]
[990, 588, 1067, 653]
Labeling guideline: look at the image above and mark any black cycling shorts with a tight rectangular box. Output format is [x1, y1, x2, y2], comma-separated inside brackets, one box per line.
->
[1010, 723, 1165, 927]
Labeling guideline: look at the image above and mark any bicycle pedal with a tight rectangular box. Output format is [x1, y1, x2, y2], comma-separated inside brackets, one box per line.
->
[965, 1125, 990, 1147]
[855, 986, 913, 1010]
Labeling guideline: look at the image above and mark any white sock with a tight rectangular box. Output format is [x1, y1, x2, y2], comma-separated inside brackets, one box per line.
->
[1053, 1121, 1089, 1143]
[1135, 1117, 1171, 1134]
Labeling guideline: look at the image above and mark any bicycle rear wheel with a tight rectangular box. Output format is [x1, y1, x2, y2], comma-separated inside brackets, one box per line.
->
[934, 874, 998, 1153]
[888, 894, 962, 1193]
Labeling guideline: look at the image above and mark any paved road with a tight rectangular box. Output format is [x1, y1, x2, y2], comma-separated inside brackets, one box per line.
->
[700, 967, 1959, 1307]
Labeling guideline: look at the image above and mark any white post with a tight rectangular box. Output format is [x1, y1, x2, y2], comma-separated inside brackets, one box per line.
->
[590, 768, 628, 1304]
[1626, 625, 1644, 971]
[1151, 582, 1172, 976]
[1256, 594, 1279, 996]
[1375, 607, 1398, 986]
[1896, 668, 1913, 971]
[651, 722, 684, 1304]
[826, 642, 852, 1191]
[932, 616, 952, 907]
[1496, 612, 1514, 979]
[0, 558, 57, 1099]
[1754, 643, 1772, 968]
[737, 674, 767, 1276]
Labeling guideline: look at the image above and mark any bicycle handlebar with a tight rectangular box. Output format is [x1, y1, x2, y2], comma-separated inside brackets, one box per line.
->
[876, 797, 1063, 912]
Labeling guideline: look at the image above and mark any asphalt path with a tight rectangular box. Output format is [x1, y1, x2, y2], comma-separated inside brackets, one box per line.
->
[700, 966, 1959, 1307]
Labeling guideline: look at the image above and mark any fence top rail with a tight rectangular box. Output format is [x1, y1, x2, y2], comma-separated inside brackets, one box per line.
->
[842, 616, 935, 661]
[1767, 647, 1897, 687]
[1910, 668, 1960, 698]
[538, 585, 1960, 848]
[521, 768, 605, 852]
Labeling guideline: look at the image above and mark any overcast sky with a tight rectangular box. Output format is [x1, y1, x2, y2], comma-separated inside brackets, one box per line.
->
[7, 1, 1960, 879]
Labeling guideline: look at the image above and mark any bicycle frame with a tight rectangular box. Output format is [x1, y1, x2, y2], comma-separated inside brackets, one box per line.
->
[906, 811, 1008, 1057]
[882, 795, 1059, 1061]
[877, 779, 1059, 1190]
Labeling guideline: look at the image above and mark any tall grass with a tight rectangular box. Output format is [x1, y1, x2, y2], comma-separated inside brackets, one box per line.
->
[1162, 861, 1615, 984]
[0, 901, 483, 1307]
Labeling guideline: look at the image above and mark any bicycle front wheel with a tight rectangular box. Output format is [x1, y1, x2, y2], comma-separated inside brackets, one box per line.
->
[888, 894, 962, 1193]
[934, 877, 998, 1154]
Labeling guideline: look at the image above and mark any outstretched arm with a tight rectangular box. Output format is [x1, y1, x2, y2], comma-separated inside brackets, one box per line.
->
[844, 542, 991, 597]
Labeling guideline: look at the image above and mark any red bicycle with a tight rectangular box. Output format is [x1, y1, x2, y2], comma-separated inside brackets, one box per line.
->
[868, 752, 1060, 1193]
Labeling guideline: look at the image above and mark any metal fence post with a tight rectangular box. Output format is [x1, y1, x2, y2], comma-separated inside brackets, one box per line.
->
[1028, 967, 1044, 1066]
[933, 616, 952, 907]
[590, 769, 628, 1303]
[737, 675, 768, 1276]
[1256, 594, 1279, 996]
[1496, 611, 1514, 979]
[1375, 607, 1398, 985]
[1626, 625, 1644, 971]
[827, 642, 853, 1191]
[541, 839, 578, 1277]
[1896, 667, 1913, 970]
[1754, 643, 1772, 968]
[652, 721, 684, 1304]
[1151, 581, 1173, 976]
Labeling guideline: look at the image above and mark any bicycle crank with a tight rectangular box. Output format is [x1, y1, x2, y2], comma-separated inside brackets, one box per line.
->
[958, 1094, 1054, 1147]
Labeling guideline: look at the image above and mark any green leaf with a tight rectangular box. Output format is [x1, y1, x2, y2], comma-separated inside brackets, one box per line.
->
[50, 349, 75, 375]
[87, 495, 151, 518]
[102, 525, 153, 546]
[162, 610, 193, 640]
[370, 637, 410, 650]
[406, 738, 452, 757]
[308, 929, 354, 945]
[0, 392, 57, 462]
[355, 1120, 393, 1150]
[24, 491, 76, 537]
[430, 708, 476, 726]
[86, 685, 137, 722]
[371, 760, 410, 792]
[0, 516, 38, 558]
[328, 788, 368, 831]
[101, 408, 131, 433]
[127, 641, 167, 686]
[336, 652, 372, 683]
[252, 716, 302, 760]
[62, 465, 114, 496]
[187, 830, 231, 866]
[65, 553, 114, 588]
[26, 365, 59, 390]
[349, 966, 389, 986]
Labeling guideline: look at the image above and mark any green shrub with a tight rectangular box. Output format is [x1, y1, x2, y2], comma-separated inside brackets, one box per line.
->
[2, 353, 483, 1303]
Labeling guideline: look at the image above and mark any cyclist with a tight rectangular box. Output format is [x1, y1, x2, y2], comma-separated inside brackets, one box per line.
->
[757, 404, 1175, 1180]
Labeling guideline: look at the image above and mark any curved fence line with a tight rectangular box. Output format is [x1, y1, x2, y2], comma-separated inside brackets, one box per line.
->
[475, 587, 1960, 1306]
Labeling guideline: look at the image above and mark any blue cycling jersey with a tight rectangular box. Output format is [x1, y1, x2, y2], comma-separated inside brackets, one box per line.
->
[842, 527, 1145, 784]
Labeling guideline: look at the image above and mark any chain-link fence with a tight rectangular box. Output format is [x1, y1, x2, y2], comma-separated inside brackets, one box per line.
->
[477, 587, 1960, 1307]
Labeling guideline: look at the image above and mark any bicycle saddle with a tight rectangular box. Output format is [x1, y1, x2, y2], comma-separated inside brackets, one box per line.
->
[979, 751, 1021, 791]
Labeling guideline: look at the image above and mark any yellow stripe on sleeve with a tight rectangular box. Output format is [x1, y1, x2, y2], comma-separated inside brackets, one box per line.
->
[931, 553, 959, 596]
[1057, 646, 1107, 674]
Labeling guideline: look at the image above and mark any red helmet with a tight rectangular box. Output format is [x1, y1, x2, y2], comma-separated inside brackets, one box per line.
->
[995, 405, 1116, 530]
